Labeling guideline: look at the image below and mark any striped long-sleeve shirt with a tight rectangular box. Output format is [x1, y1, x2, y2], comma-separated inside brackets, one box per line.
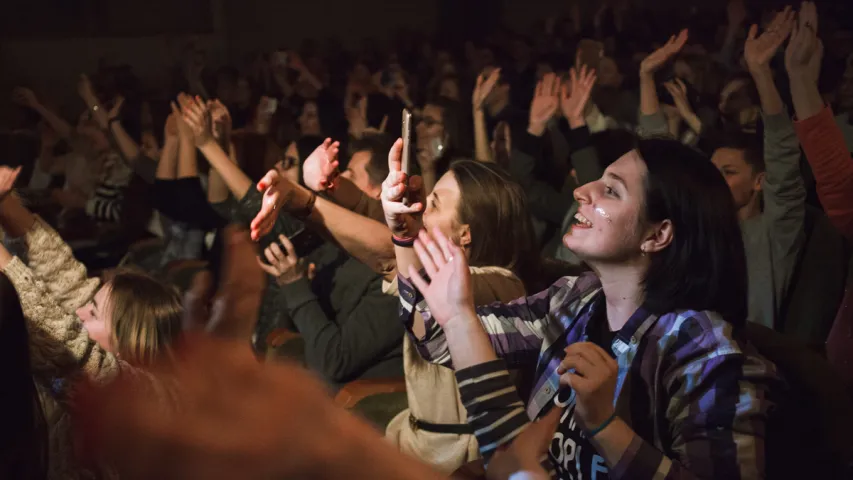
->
[398, 272, 781, 479]
[85, 151, 132, 223]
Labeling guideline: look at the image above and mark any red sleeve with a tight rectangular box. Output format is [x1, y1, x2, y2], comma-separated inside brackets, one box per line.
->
[794, 106, 853, 241]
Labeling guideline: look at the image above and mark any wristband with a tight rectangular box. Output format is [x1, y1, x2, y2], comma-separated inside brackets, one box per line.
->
[587, 412, 617, 438]
[293, 191, 317, 219]
[392, 234, 416, 248]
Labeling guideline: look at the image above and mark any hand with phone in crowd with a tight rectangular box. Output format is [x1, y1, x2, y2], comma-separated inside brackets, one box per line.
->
[257, 233, 316, 286]
[381, 138, 425, 241]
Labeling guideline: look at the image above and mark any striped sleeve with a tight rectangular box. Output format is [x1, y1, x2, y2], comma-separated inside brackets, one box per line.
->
[455, 359, 529, 461]
[85, 180, 124, 223]
[398, 275, 575, 369]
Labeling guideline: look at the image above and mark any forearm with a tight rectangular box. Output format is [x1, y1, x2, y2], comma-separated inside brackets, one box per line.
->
[639, 74, 660, 116]
[157, 136, 180, 179]
[108, 121, 141, 162]
[177, 134, 199, 179]
[788, 74, 824, 120]
[199, 140, 252, 199]
[474, 109, 492, 162]
[207, 143, 235, 204]
[681, 111, 702, 134]
[750, 68, 784, 116]
[442, 310, 499, 370]
[308, 195, 397, 279]
[33, 104, 73, 139]
[0, 193, 37, 238]
[326, 176, 368, 212]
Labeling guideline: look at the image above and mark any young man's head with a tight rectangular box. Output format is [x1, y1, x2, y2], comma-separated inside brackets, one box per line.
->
[710, 131, 765, 221]
[341, 134, 395, 199]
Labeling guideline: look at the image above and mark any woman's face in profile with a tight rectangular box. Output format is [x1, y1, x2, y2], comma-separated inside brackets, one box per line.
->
[563, 151, 649, 263]
[422, 171, 464, 248]
[76, 285, 116, 353]
[276, 142, 300, 185]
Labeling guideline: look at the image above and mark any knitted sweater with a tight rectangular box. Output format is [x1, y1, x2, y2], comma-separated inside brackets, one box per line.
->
[2, 216, 171, 479]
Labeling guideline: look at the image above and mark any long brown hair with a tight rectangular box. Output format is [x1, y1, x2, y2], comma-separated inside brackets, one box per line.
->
[449, 160, 541, 291]
[107, 270, 184, 367]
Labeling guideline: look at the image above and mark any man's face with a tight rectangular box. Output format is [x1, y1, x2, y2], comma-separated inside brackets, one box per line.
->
[340, 150, 381, 199]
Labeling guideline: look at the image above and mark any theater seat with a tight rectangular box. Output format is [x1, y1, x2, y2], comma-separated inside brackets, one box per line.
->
[335, 378, 407, 429]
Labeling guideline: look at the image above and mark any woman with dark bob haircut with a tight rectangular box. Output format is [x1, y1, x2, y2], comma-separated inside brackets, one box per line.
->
[387, 138, 780, 479]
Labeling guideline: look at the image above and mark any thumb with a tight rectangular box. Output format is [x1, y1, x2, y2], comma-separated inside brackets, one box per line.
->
[747, 24, 758, 40]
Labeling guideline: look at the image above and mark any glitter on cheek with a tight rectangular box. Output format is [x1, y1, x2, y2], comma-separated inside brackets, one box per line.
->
[594, 206, 612, 223]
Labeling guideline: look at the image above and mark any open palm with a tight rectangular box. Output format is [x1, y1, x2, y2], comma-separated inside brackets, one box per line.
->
[560, 65, 597, 127]
[408, 229, 474, 328]
[640, 29, 689, 76]
[744, 7, 796, 72]
[302, 138, 340, 192]
[529, 73, 560, 128]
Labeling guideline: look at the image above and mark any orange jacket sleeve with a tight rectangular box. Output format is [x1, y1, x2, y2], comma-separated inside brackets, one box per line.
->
[794, 106, 853, 241]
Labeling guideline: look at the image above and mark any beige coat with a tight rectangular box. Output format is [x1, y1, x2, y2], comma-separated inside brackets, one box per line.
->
[384, 266, 526, 474]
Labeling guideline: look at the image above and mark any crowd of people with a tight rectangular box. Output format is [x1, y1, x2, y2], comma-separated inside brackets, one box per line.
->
[2, 0, 853, 478]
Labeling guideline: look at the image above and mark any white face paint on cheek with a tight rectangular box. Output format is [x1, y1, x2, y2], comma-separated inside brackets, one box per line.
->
[594, 206, 612, 223]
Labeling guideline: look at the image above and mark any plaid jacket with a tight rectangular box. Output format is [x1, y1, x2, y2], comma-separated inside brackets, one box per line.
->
[398, 272, 781, 479]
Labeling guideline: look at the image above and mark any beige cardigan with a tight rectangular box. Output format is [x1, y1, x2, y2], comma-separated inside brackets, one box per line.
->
[384, 266, 526, 474]
[2, 216, 165, 479]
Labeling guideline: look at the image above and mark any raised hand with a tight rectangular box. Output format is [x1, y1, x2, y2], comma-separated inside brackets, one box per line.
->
[560, 65, 598, 128]
[407, 228, 474, 327]
[257, 235, 316, 286]
[785, 2, 822, 84]
[528, 73, 560, 136]
[347, 95, 369, 139]
[381, 138, 425, 239]
[664, 78, 692, 114]
[302, 138, 340, 193]
[472, 68, 502, 111]
[744, 6, 796, 73]
[176, 93, 213, 146]
[556, 342, 618, 432]
[11, 87, 39, 109]
[0, 166, 22, 201]
[208, 99, 233, 144]
[639, 29, 689, 77]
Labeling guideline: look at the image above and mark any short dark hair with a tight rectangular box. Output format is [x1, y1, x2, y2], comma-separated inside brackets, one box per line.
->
[349, 133, 395, 188]
[449, 160, 542, 292]
[710, 130, 765, 173]
[637, 139, 748, 327]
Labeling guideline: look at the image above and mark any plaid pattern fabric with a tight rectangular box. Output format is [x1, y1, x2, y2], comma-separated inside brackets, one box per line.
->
[399, 272, 781, 479]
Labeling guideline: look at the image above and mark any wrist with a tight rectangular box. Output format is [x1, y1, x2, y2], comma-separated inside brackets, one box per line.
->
[567, 116, 586, 129]
[442, 307, 479, 335]
[527, 123, 547, 137]
[748, 65, 773, 80]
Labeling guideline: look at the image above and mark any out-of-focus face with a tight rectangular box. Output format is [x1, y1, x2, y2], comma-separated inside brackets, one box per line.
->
[673, 59, 696, 86]
[597, 57, 623, 88]
[711, 147, 763, 214]
[439, 78, 460, 101]
[563, 151, 650, 263]
[276, 142, 300, 185]
[340, 150, 380, 198]
[76, 285, 116, 353]
[416, 104, 445, 151]
[298, 102, 321, 136]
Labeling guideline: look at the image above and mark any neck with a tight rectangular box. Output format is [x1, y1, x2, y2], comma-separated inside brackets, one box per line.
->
[737, 195, 762, 222]
[593, 262, 646, 332]
[486, 97, 508, 117]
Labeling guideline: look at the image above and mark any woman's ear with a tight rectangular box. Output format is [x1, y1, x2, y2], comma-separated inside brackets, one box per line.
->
[641, 219, 673, 254]
[456, 223, 472, 249]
